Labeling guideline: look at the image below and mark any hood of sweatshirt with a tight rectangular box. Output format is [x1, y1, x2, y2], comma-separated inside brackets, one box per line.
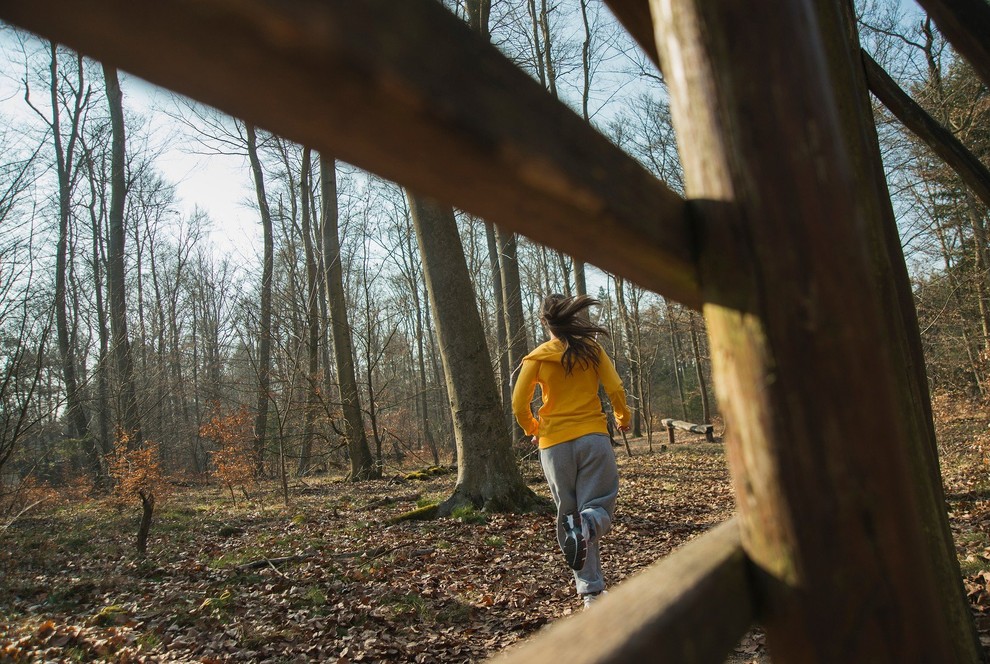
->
[523, 339, 565, 363]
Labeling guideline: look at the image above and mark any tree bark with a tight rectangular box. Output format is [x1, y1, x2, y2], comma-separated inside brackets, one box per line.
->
[245, 123, 273, 475]
[484, 224, 512, 433]
[664, 299, 688, 420]
[688, 312, 711, 424]
[407, 192, 540, 514]
[497, 225, 529, 441]
[614, 277, 642, 436]
[50, 46, 93, 461]
[298, 147, 319, 476]
[103, 64, 143, 449]
[103, 65, 144, 449]
[320, 156, 377, 481]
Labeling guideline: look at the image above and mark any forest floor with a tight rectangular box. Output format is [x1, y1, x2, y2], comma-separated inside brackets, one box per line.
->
[2, 401, 989, 663]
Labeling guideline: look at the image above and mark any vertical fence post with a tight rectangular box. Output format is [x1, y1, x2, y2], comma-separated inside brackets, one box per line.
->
[650, 0, 981, 660]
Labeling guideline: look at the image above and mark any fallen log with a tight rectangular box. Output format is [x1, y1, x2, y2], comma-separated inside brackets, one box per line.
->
[661, 418, 715, 444]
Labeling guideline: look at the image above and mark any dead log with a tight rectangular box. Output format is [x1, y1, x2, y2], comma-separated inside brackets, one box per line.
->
[661, 418, 715, 443]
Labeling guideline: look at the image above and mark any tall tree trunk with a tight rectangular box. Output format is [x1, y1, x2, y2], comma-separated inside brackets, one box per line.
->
[246, 123, 273, 475]
[320, 156, 377, 480]
[688, 312, 711, 424]
[298, 147, 320, 476]
[485, 224, 512, 431]
[526, 0, 546, 87]
[81, 139, 109, 472]
[361, 252, 384, 474]
[664, 299, 688, 420]
[399, 207, 440, 465]
[103, 64, 142, 448]
[50, 46, 93, 463]
[966, 195, 990, 361]
[614, 277, 642, 436]
[539, 0, 557, 99]
[932, 212, 986, 395]
[497, 226, 529, 441]
[407, 192, 540, 514]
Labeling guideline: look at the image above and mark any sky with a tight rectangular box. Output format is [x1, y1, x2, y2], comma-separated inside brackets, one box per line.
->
[1, 0, 926, 267]
[118, 0, 928, 260]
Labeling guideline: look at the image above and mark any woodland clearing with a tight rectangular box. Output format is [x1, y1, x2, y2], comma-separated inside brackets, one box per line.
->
[2, 397, 989, 663]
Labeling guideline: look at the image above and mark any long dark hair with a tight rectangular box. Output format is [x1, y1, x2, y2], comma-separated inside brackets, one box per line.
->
[540, 294, 609, 375]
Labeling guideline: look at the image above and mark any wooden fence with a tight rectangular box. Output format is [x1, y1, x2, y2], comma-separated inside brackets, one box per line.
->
[2, 0, 987, 660]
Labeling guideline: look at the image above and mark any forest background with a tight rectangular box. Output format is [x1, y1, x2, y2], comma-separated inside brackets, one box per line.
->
[0, 0, 989, 659]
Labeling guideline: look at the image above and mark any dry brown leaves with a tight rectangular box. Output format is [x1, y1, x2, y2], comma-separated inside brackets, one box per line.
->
[2, 418, 989, 662]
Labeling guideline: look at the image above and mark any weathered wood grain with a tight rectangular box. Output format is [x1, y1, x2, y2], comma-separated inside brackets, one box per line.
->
[491, 519, 753, 664]
[0, 0, 703, 307]
[652, 0, 980, 660]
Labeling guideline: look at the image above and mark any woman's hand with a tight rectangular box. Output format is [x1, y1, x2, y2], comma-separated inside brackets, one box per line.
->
[531, 435, 539, 445]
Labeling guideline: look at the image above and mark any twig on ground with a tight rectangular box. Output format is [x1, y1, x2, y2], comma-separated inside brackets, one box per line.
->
[1, 499, 44, 533]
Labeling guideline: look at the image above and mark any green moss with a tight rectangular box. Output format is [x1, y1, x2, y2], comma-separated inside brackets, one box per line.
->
[390, 503, 440, 523]
[451, 505, 486, 525]
[92, 604, 129, 627]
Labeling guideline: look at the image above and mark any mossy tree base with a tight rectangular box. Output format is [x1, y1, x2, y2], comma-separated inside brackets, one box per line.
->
[435, 483, 551, 517]
[391, 484, 551, 523]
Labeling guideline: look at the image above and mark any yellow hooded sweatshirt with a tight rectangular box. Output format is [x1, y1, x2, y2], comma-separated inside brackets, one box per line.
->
[512, 339, 631, 449]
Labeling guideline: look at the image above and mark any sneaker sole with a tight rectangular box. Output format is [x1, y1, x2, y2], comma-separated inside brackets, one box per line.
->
[562, 513, 587, 570]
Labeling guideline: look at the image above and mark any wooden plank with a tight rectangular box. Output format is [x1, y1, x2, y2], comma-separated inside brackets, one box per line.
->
[652, 0, 979, 660]
[915, 0, 990, 89]
[0, 0, 702, 309]
[492, 519, 753, 664]
[863, 50, 990, 210]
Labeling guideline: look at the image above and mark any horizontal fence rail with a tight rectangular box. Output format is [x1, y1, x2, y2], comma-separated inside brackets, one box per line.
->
[491, 519, 754, 664]
[0, 0, 704, 308]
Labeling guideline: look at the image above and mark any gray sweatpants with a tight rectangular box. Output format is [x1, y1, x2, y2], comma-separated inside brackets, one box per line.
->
[540, 433, 619, 596]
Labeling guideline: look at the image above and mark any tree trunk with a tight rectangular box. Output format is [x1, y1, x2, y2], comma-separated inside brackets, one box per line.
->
[103, 64, 143, 448]
[298, 147, 319, 476]
[82, 140, 110, 472]
[136, 489, 155, 557]
[497, 225, 529, 441]
[245, 123, 273, 475]
[320, 156, 378, 480]
[407, 192, 540, 514]
[361, 256, 384, 474]
[614, 276, 642, 436]
[50, 46, 93, 461]
[688, 311, 711, 424]
[665, 299, 688, 420]
[967, 195, 990, 360]
[485, 224, 512, 433]
[653, 0, 981, 659]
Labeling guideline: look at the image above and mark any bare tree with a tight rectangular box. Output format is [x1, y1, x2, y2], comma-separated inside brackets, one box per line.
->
[27, 44, 95, 467]
[407, 192, 540, 513]
[103, 64, 142, 448]
[245, 123, 274, 475]
[320, 156, 377, 480]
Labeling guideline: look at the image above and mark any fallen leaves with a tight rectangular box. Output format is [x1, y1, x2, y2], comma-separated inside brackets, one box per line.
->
[1, 424, 989, 662]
